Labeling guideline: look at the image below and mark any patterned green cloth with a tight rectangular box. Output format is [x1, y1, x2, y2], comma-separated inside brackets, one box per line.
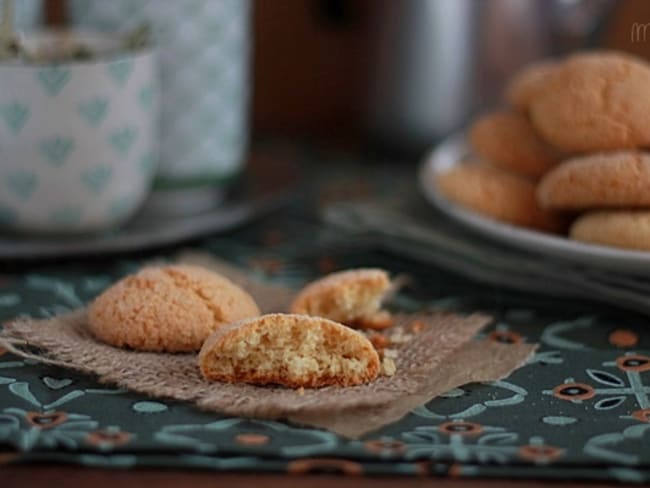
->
[1, 159, 649, 482]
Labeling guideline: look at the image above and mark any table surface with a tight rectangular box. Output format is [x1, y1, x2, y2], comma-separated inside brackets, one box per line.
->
[1, 465, 621, 488]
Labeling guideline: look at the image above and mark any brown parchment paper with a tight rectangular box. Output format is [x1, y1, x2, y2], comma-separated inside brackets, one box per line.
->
[0, 251, 536, 438]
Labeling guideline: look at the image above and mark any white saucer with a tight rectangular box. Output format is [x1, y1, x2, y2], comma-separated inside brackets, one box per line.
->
[0, 156, 299, 260]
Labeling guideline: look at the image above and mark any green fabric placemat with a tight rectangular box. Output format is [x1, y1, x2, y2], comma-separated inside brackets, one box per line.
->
[0, 154, 649, 483]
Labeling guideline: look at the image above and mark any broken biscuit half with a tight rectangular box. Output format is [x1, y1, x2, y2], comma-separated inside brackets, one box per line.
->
[290, 268, 393, 329]
[198, 313, 380, 388]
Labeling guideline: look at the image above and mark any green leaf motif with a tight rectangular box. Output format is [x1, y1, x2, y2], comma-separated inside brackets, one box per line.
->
[106, 59, 133, 87]
[5, 171, 37, 201]
[42, 377, 73, 390]
[77, 97, 109, 126]
[8, 382, 41, 407]
[81, 165, 112, 193]
[40, 136, 74, 167]
[36, 66, 72, 96]
[43, 390, 85, 410]
[1, 102, 29, 134]
[132, 401, 168, 413]
[108, 127, 137, 156]
[0, 293, 20, 307]
[542, 416, 578, 426]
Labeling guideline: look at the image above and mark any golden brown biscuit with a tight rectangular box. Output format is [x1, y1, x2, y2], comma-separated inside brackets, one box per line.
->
[469, 110, 559, 179]
[570, 210, 650, 251]
[290, 269, 393, 330]
[537, 151, 650, 211]
[198, 313, 381, 387]
[506, 59, 558, 111]
[529, 51, 650, 152]
[88, 264, 261, 352]
[435, 163, 565, 232]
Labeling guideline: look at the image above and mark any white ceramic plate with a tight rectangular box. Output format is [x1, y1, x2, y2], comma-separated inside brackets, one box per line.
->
[418, 133, 650, 274]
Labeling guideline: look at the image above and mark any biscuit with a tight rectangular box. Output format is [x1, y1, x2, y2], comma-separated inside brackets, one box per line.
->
[198, 313, 381, 387]
[290, 269, 393, 330]
[537, 151, 650, 211]
[570, 210, 650, 251]
[469, 110, 559, 179]
[529, 51, 650, 152]
[435, 163, 565, 232]
[88, 264, 261, 352]
[506, 59, 558, 111]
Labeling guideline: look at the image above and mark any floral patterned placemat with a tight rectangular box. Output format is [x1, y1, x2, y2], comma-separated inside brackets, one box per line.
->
[0, 152, 649, 483]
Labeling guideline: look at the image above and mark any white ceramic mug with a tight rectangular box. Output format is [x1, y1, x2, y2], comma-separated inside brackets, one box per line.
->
[69, 0, 251, 194]
[0, 31, 159, 234]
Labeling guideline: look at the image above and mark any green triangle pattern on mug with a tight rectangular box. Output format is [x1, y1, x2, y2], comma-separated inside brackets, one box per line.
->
[6, 171, 38, 201]
[138, 84, 154, 111]
[81, 165, 112, 193]
[36, 66, 72, 96]
[78, 97, 109, 126]
[107, 59, 134, 87]
[109, 196, 133, 218]
[0, 204, 17, 225]
[139, 152, 156, 175]
[50, 206, 82, 226]
[1, 102, 29, 134]
[109, 127, 137, 156]
[40, 136, 75, 166]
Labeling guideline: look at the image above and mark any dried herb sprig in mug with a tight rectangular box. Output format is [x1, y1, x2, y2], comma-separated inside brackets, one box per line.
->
[0, 0, 151, 63]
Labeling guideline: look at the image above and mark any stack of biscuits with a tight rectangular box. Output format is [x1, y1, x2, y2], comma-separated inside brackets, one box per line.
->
[435, 50, 650, 251]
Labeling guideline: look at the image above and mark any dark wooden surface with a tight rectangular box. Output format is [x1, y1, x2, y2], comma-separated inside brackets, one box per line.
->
[0, 466, 620, 488]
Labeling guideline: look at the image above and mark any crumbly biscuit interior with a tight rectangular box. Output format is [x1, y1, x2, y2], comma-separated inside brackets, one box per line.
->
[202, 319, 374, 385]
[307, 283, 386, 323]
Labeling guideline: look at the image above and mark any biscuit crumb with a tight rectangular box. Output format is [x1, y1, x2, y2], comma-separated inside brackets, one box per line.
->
[382, 357, 396, 376]
[389, 327, 413, 344]
[368, 333, 389, 351]
[297, 387, 305, 396]
[410, 320, 424, 333]
[383, 348, 398, 359]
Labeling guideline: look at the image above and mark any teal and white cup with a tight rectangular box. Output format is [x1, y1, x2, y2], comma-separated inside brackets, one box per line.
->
[70, 0, 251, 213]
[0, 31, 159, 233]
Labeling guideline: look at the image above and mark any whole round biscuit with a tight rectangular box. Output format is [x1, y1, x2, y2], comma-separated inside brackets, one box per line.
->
[88, 264, 261, 352]
[435, 163, 565, 232]
[570, 210, 650, 251]
[529, 51, 650, 152]
[469, 110, 558, 179]
[537, 151, 650, 211]
[506, 59, 558, 111]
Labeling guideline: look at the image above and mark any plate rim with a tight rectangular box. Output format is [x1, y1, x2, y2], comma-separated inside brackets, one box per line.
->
[418, 133, 650, 272]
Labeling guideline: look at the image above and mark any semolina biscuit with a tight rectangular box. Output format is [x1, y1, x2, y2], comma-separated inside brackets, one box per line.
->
[529, 51, 650, 152]
[570, 210, 650, 251]
[537, 151, 650, 211]
[506, 59, 558, 111]
[88, 264, 261, 352]
[469, 110, 559, 179]
[198, 313, 381, 387]
[290, 269, 393, 330]
[435, 163, 565, 232]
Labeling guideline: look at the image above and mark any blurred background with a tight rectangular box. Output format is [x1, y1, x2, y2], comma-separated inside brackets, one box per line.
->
[41, 0, 650, 156]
